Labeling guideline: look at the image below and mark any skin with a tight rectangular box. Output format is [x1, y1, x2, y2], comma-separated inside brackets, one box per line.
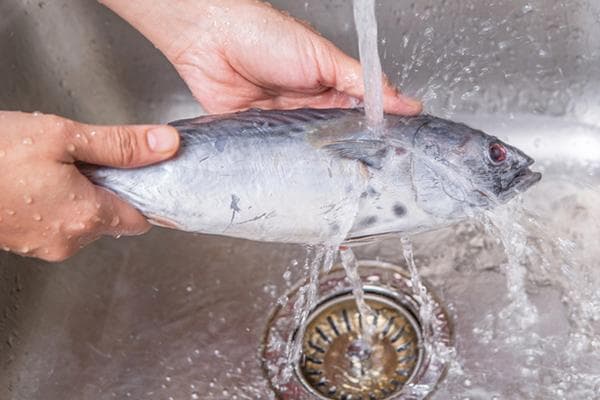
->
[1, 0, 422, 262]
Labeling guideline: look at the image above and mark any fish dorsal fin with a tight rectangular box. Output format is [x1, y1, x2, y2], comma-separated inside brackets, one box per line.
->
[170, 108, 354, 134]
[322, 139, 388, 169]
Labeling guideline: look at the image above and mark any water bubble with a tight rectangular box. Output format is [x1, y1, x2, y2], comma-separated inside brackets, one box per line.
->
[165, 376, 171, 382]
[90, 130, 97, 137]
[69, 193, 76, 201]
[5, 209, 15, 216]
[0, 150, 5, 157]
[24, 195, 33, 204]
[22, 137, 33, 145]
[32, 111, 42, 116]
[110, 216, 120, 227]
[283, 270, 292, 281]
[33, 214, 42, 221]
[191, 393, 200, 400]
[67, 143, 76, 152]
[186, 285, 193, 292]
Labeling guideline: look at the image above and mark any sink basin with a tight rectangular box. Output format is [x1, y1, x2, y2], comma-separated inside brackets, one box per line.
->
[1, 1, 599, 399]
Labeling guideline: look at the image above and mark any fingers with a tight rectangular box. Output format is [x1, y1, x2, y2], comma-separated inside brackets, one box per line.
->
[65, 123, 180, 168]
[92, 187, 151, 237]
[319, 42, 423, 116]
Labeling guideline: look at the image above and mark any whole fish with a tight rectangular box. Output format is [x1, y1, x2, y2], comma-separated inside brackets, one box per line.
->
[83, 108, 541, 244]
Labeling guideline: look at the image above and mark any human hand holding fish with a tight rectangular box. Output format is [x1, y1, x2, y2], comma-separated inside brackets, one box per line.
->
[0, 111, 179, 261]
[0, 1, 541, 263]
[99, 0, 422, 114]
[1, 0, 425, 261]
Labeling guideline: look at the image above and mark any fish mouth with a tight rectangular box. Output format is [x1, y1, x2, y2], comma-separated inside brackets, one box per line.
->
[497, 167, 542, 203]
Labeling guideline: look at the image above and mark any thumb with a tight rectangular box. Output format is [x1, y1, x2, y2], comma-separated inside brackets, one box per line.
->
[67, 123, 180, 168]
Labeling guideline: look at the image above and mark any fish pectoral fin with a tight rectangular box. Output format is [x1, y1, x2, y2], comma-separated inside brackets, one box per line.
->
[323, 139, 388, 169]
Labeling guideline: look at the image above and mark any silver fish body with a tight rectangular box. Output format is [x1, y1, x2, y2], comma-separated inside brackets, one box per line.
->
[83, 108, 541, 244]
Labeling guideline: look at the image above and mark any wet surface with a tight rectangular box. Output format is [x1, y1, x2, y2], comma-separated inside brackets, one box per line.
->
[1, 0, 599, 399]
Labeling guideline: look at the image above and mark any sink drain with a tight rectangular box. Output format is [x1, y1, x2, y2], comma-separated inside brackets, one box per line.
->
[262, 260, 451, 400]
[299, 293, 422, 399]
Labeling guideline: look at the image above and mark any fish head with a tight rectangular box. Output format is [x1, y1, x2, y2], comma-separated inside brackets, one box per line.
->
[400, 117, 542, 218]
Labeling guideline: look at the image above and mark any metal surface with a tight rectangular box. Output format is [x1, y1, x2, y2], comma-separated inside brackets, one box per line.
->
[263, 262, 450, 400]
[1, 1, 599, 399]
[298, 293, 421, 400]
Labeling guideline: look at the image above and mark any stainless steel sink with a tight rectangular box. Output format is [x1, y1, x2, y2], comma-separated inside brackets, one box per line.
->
[1, 1, 599, 399]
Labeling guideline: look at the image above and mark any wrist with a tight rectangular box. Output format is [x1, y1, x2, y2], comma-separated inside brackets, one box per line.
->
[98, 0, 211, 60]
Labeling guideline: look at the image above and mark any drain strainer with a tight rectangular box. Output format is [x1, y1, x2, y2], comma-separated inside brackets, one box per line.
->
[299, 294, 421, 399]
[262, 260, 451, 400]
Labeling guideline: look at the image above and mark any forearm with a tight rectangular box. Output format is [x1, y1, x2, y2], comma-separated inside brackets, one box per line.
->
[98, 0, 211, 59]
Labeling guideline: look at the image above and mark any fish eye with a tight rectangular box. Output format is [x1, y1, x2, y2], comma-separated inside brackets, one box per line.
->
[488, 143, 507, 164]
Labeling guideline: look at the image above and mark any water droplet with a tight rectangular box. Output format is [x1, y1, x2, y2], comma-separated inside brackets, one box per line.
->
[67, 143, 76, 152]
[186, 285, 193, 292]
[24, 195, 33, 204]
[191, 393, 200, 399]
[0, 150, 5, 157]
[110, 216, 120, 227]
[32, 111, 42, 116]
[5, 209, 15, 216]
[20, 246, 30, 253]
[165, 376, 171, 382]
[22, 137, 33, 145]
[33, 214, 42, 221]
[69, 193, 76, 201]
[90, 130, 97, 136]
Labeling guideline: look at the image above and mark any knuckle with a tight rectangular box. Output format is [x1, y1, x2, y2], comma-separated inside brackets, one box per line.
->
[113, 127, 138, 166]
[43, 247, 74, 263]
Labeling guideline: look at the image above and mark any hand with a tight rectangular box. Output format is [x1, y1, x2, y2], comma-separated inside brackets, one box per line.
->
[0, 111, 179, 262]
[100, 0, 422, 115]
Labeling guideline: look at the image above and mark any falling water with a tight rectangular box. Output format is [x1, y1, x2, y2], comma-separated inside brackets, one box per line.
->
[353, 0, 384, 133]
[280, 245, 337, 384]
[400, 237, 434, 347]
[339, 246, 376, 339]
[483, 203, 539, 328]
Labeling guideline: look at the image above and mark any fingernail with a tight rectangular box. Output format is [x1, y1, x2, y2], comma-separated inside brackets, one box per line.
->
[147, 127, 178, 153]
[402, 96, 423, 112]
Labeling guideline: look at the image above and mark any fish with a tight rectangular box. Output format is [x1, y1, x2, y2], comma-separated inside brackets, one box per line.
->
[81, 108, 541, 245]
